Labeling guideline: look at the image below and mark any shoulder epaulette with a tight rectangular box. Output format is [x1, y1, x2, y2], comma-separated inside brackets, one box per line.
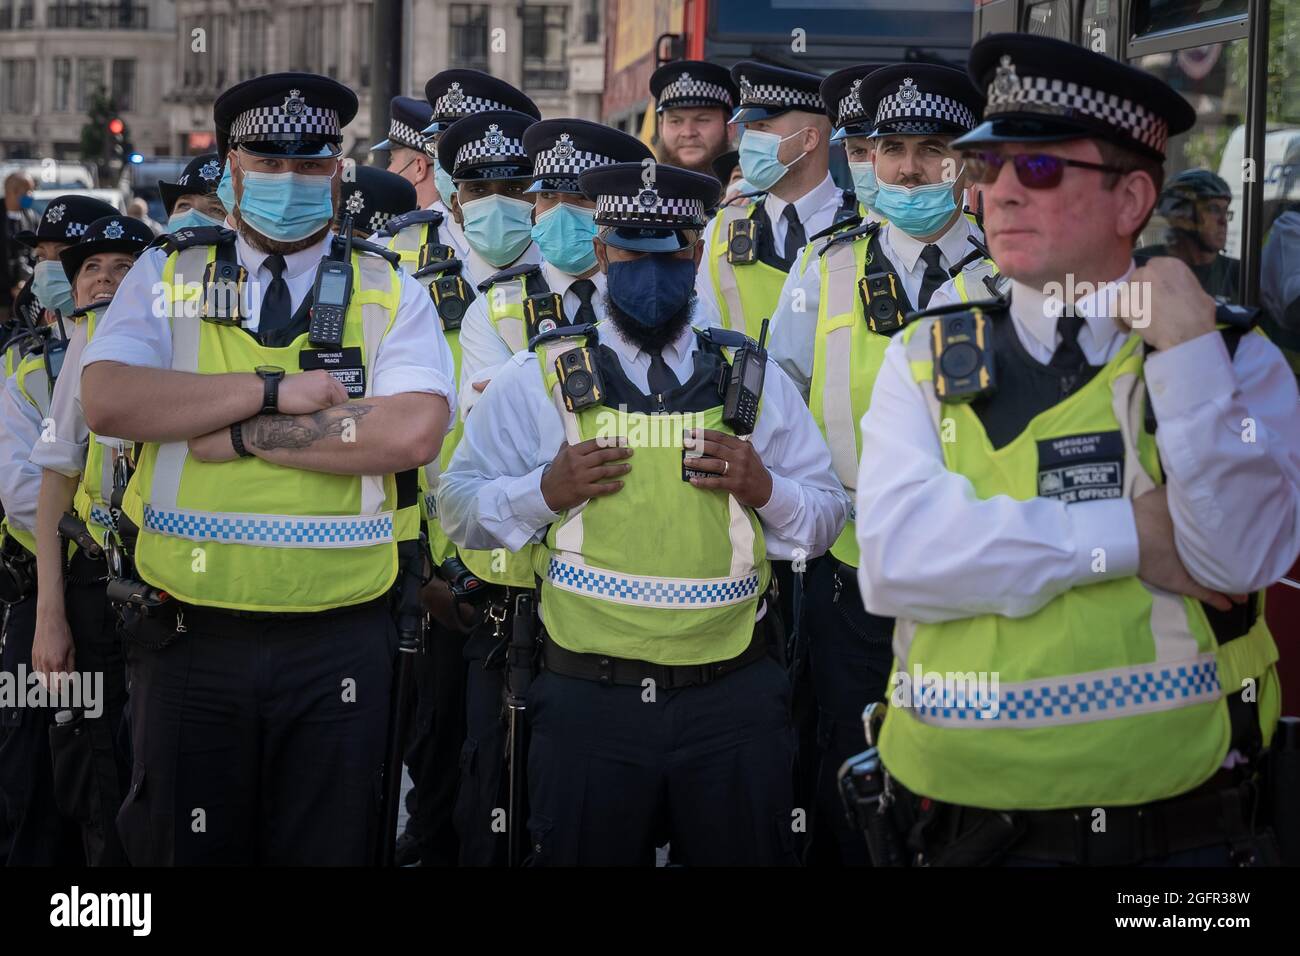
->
[157, 226, 236, 255]
[70, 299, 110, 319]
[906, 296, 1009, 326]
[809, 213, 864, 244]
[377, 209, 445, 237]
[820, 218, 880, 256]
[340, 236, 401, 268]
[413, 256, 466, 282]
[529, 321, 598, 351]
[695, 326, 755, 352]
[477, 262, 542, 293]
[1215, 301, 1259, 332]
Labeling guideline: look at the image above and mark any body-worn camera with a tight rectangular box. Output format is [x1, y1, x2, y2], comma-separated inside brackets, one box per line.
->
[931, 306, 995, 402]
[555, 346, 604, 413]
[201, 260, 248, 324]
[860, 272, 905, 334]
[525, 292, 568, 345]
[431, 271, 470, 331]
[727, 218, 759, 265]
[438, 555, 489, 605]
[418, 241, 455, 271]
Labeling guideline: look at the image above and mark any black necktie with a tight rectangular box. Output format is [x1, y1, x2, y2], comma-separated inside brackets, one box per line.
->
[259, 253, 293, 347]
[1050, 311, 1088, 396]
[647, 348, 680, 397]
[917, 244, 948, 310]
[571, 278, 597, 327]
[781, 204, 806, 266]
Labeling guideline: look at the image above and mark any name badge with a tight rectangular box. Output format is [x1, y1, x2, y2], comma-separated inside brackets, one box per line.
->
[300, 347, 365, 398]
[1036, 431, 1124, 503]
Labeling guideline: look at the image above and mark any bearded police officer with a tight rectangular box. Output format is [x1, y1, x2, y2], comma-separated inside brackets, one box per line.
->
[159, 154, 228, 233]
[24, 215, 154, 866]
[439, 163, 849, 865]
[77, 73, 456, 865]
[698, 62, 853, 340]
[649, 61, 738, 176]
[856, 34, 1300, 866]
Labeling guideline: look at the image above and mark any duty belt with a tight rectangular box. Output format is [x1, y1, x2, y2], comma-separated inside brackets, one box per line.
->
[540, 621, 768, 690]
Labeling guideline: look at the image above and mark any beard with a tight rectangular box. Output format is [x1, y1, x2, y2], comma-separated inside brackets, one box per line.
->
[230, 175, 340, 255]
[602, 290, 696, 354]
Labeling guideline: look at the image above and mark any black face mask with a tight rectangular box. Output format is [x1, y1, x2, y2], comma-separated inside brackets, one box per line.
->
[603, 290, 697, 355]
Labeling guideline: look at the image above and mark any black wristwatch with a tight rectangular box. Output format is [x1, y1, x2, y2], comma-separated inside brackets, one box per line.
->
[255, 365, 285, 416]
[230, 421, 253, 458]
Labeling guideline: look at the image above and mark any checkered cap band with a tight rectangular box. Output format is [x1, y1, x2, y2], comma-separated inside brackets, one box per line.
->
[455, 133, 528, 169]
[875, 87, 976, 132]
[387, 118, 426, 151]
[987, 71, 1169, 154]
[533, 145, 617, 179]
[660, 75, 733, 108]
[366, 209, 395, 234]
[738, 81, 822, 111]
[65, 222, 89, 238]
[433, 89, 510, 121]
[837, 87, 867, 128]
[596, 191, 706, 226]
[230, 104, 341, 143]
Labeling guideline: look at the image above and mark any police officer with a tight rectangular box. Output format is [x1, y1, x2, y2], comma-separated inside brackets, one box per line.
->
[856, 34, 1300, 866]
[698, 62, 854, 340]
[1136, 168, 1240, 301]
[765, 64, 988, 867]
[77, 73, 456, 865]
[0, 194, 116, 866]
[649, 61, 737, 176]
[373, 94, 471, 269]
[158, 153, 228, 232]
[25, 214, 154, 865]
[439, 162, 849, 865]
[338, 165, 418, 240]
[417, 72, 543, 287]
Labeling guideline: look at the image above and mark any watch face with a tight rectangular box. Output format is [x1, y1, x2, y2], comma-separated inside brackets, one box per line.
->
[256, 365, 285, 378]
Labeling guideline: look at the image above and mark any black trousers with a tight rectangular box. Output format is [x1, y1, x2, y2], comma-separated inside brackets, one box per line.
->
[59, 551, 130, 865]
[0, 593, 84, 866]
[803, 558, 894, 866]
[454, 616, 510, 867]
[402, 620, 467, 866]
[525, 653, 799, 867]
[117, 600, 396, 865]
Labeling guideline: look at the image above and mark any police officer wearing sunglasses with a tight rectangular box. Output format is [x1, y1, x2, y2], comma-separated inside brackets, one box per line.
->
[854, 34, 1300, 866]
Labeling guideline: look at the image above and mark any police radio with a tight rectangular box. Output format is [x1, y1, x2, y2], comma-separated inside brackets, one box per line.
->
[201, 260, 248, 324]
[309, 213, 355, 347]
[727, 218, 759, 265]
[859, 272, 906, 334]
[929, 303, 996, 403]
[524, 292, 567, 345]
[721, 318, 768, 436]
[555, 344, 604, 413]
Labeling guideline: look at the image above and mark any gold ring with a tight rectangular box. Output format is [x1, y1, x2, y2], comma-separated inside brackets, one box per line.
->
[723, 459, 730, 476]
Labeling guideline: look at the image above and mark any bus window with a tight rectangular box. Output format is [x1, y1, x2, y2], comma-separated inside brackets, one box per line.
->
[1260, 0, 1300, 378]
[1132, 39, 1247, 301]
[1133, 0, 1247, 36]
[1024, 0, 1073, 41]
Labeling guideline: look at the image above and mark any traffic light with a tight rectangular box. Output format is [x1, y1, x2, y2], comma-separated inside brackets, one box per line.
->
[108, 116, 126, 161]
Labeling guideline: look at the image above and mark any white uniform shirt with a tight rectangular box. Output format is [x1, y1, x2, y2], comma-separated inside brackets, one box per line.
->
[855, 266, 1300, 623]
[695, 172, 845, 316]
[769, 213, 982, 401]
[29, 317, 101, 478]
[437, 318, 850, 562]
[0, 361, 46, 535]
[81, 230, 457, 419]
[459, 241, 542, 297]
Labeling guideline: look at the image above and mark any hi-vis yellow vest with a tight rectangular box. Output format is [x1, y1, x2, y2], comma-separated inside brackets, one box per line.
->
[531, 327, 770, 665]
[70, 309, 131, 548]
[123, 243, 418, 612]
[3, 351, 53, 555]
[877, 316, 1280, 811]
[706, 202, 789, 340]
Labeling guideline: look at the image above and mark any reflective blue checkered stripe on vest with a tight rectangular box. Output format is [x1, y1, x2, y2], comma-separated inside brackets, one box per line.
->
[143, 505, 394, 548]
[547, 557, 761, 608]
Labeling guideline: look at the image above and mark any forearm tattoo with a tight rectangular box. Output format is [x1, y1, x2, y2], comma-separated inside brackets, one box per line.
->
[247, 404, 375, 451]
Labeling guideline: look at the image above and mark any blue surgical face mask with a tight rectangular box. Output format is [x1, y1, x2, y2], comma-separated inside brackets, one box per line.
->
[434, 163, 456, 210]
[606, 255, 697, 328]
[460, 193, 534, 267]
[216, 164, 236, 212]
[738, 127, 810, 193]
[235, 167, 335, 242]
[848, 161, 879, 211]
[32, 260, 76, 316]
[530, 202, 598, 275]
[168, 207, 225, 232]
[19, 193, 34, 210]
[873, 176, 960, 238]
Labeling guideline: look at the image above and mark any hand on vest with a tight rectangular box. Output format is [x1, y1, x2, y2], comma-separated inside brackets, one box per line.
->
[683, 428, 773, 510]
[540, 436, 632, 513]
[1133, 486, 1248, 612]
[279, 370, 350, 415]
[421, 576, 477, 634]
[1121, 257, 1218, 351]
[189, 426, 240, 463]
[32, 603, 75, 684]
